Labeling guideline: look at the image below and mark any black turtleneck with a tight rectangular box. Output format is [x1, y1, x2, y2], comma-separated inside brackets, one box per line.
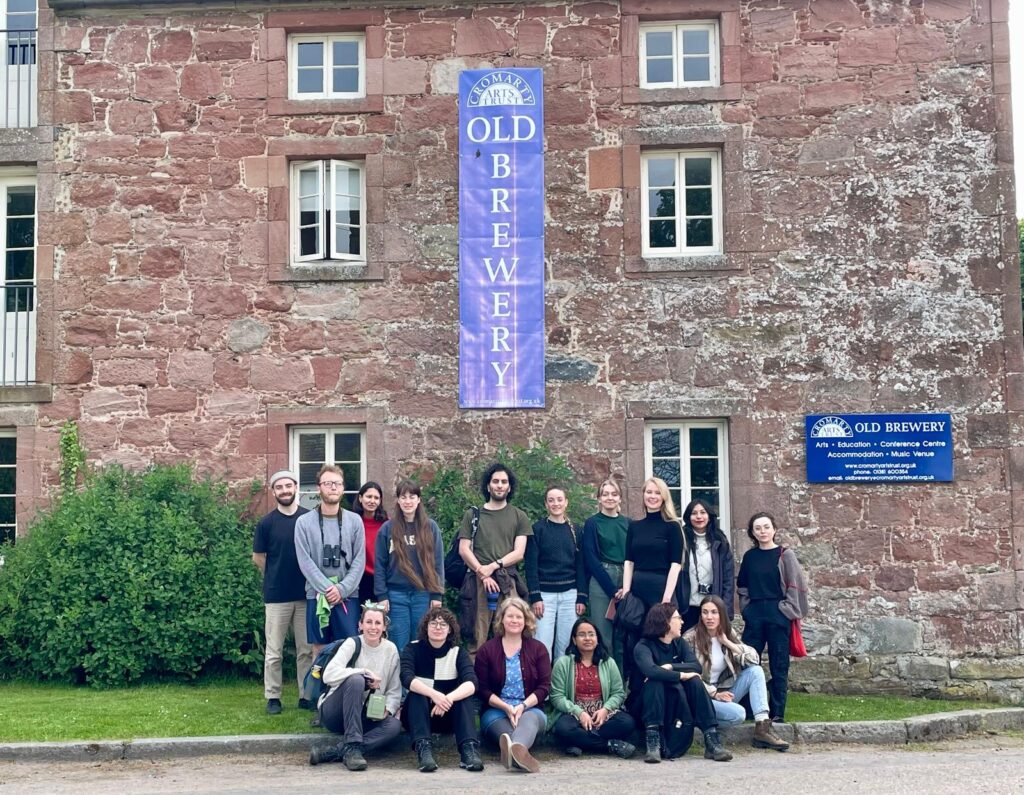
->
[626, 511, 684, 573]
[399, 638, 477, 694]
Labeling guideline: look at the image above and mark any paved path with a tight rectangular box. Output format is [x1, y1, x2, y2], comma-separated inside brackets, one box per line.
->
[3, 736, 1024, 794]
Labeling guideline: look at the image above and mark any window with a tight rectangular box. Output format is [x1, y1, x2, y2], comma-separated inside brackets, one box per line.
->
[645, 421, 729, 531]
[0, 430, 14, 544]
[1, 0, 35, 128]
[0, 173, 34, 385]
[291, 159, 365, 264]
[640, 21, 719, 89]
[288, 33, 365, 100]
[641, 150, 721, 257]
[290, 426, 366, 510]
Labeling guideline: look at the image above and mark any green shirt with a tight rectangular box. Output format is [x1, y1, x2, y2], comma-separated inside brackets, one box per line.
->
[459, 504, 532, 565]
[593, 513, 628, 565]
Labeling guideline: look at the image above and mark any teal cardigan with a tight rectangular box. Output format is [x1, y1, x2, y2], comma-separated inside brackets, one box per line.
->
[546, 654, 626, 726]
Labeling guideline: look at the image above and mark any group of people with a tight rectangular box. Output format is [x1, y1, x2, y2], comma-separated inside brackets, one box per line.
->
[252, 461, 809, 773]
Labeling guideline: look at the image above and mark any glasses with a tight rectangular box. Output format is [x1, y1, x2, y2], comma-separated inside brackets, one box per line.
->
[428, 620, 449, 629]
[319, 481, 345, 489]
[575, 632, 597, 639]
[670, 614, 682, 621]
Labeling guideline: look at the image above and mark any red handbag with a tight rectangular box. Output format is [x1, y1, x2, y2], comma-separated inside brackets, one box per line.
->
[789, 619, 807, 657]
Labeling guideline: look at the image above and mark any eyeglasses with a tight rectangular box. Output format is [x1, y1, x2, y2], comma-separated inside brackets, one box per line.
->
[428, 620, 449, 629]
[575, 632, 597, 639]
[319, 481, 345, 489]
[670, 614, 682, 621]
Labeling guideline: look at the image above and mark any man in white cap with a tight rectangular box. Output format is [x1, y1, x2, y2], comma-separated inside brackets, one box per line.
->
[253, 470, 313, 715]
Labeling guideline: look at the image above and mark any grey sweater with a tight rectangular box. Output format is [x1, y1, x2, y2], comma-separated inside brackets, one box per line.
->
[294, 507, 366, 600]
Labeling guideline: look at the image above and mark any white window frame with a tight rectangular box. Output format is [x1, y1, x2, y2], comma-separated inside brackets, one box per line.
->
[641, 149, 722, 257]
[290, 159, 366, 264]
[0, 169, 35, 386]
[288, 33, 365, 100]
[289, 425, 367, 511]
[0, 428, 15, 545]
[639, 21, 719, 89]
[644, 420, 730, 533]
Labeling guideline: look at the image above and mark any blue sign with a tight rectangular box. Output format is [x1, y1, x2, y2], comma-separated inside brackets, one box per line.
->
[806, 414, 953, 483]
[458, 68, 545, 409]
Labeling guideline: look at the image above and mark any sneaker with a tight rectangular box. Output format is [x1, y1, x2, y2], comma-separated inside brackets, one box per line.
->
[498, 732, 512, 770]
[607, 739, 636, 759]
[297, 698, 314, 710]
[415, 739, 438, 773]
[563, 746, 583, 757]
[458, 740, 484, 771]
[509, 742, 540, 773]
[266, 698, 282, 715]
[341, 743, 368, 771]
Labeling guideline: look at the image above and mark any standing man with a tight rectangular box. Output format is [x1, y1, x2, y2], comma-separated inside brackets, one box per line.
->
[458, 462, 532, 656]
[253, 470, 313, 715]
[294, 464, 366, 657]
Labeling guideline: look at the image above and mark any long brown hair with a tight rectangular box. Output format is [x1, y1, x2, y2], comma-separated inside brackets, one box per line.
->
[689, 595, 734, 663]
[389, 480, 443, 594]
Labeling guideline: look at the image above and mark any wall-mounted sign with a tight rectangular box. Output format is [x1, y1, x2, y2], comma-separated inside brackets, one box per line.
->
[806, 413, 953, 483]
[458, 68, 545, 409]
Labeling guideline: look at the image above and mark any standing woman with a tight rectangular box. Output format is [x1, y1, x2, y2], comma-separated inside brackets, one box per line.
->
[680, 499, 734, 632]
[736, 512, 809, 723]
[581, 478, 629, 670]
[474, 597, 552, 774]
[525, 486, 587, 661]
[374, 480, 444, 653]
[354, 482, 388, 605]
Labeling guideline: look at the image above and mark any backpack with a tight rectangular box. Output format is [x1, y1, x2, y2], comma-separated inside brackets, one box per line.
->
[443, 507, 479, 589]
[302, 636, 362, 705]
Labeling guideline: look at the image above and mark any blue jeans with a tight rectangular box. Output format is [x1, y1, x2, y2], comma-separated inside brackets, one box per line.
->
[387, 589, 431, 653]
[712, 664, 770, 726]
[535, 589, 578, 660]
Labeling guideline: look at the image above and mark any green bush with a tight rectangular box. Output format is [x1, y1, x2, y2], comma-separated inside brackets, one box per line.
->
[419, 441, 597, 610]
[0, 465, 263, 688]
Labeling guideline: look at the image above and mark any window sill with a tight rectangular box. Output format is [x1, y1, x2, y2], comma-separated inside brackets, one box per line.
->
[269, 260, 383, 282]
[0, 384, 52, 403]
[626, 254, 739, 276]
[623, 85, 741, 105]
[268, 96, 384, 116]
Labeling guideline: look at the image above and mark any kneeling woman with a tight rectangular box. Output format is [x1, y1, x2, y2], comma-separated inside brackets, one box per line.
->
[311, 603, 402, 770]
[474, 597, 552, 773]
[683, 596, 788, 751]
[400, 606, 484, 773]
[548, 618, 636, 758]
[630, 602, 732, 763]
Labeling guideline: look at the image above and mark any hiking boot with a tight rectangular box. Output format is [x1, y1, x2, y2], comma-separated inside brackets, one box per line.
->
[498, 732, 512, 770]
[753, 719, 790, 751]
[607, 739, 636, 759]
[308, 743, 342, 766]
[563, 745, 583, 757]
[458, 739, 484, 771]
[266, 698, 282, 715]
[509, 741, 540, 773]
[415, 739, 438, 773]
[297, 698, 314, 710]
[644, 727, 661, 764]
[341, 743, 368, 771]
[703, 730, 733, 762]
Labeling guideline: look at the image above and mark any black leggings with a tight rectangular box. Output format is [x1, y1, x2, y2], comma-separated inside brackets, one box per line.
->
[552, 711, 636, 753]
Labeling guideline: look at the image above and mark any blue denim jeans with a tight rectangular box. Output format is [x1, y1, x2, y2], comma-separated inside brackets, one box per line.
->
[387, 589, 431, 653]
[712, 664, 770, 725]
[535, 589, 578, 661]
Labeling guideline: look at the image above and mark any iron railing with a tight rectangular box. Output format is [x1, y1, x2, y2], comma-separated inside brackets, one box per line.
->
[0, 29, 36, 128]
[0, 284, 35, 386]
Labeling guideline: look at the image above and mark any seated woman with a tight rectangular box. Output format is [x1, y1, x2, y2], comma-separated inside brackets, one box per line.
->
[310, 603, 402, 771]
[630, 602, 732, 764]
[474, 596, 552, 774]
[400, 606, 484, 773]
[548, 617, 636, 758]
[683, 596, 789, 751]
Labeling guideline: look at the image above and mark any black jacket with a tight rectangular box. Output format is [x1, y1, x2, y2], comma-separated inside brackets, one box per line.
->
[678, 528, 735, 617]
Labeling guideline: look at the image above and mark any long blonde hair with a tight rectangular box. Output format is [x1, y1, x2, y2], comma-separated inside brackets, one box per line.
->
[644, 476, 687, 558]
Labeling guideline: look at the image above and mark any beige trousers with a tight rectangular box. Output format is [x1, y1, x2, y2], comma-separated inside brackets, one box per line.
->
[263, 600, 313, 699]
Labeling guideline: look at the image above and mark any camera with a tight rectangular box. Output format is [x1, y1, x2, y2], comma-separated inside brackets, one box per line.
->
[697, 583, 712, 596]
[322, 543, 342, 568]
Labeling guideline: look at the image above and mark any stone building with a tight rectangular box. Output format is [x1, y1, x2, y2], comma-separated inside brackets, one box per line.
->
[0, 0, 1019, 698]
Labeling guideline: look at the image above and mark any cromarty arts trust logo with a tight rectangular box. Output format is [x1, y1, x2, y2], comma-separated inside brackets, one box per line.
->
[809, 416, 854, 438]
[466, 71, 537, 107]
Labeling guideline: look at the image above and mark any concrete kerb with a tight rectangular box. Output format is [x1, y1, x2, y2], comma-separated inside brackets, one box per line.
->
[1, 709, 1021, 762]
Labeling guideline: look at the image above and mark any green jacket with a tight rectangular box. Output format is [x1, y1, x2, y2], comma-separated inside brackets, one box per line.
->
[546, 653, 626, 726]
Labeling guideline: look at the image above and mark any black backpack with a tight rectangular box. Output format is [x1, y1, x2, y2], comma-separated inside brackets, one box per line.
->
[443, 507, 479, 589]
[302, 636, 362, 705]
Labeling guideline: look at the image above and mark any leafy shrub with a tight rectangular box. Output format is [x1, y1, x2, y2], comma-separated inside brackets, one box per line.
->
[0, 465, 262, 688]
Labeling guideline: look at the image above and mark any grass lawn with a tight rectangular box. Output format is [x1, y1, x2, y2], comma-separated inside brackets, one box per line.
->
[0, 679, 1006, 743]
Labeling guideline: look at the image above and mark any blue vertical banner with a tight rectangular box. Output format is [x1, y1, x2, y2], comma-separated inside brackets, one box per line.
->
[458, 69, 545, 408]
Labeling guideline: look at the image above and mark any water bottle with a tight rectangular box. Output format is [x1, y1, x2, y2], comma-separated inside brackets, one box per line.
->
[487, 590, 499, 612]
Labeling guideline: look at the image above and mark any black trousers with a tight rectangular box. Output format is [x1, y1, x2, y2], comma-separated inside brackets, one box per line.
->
[401, 691, 479, 746]
[552, 711, 636, 753]
[742, 613, 791, 720]
[639, 677, 716, 731]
